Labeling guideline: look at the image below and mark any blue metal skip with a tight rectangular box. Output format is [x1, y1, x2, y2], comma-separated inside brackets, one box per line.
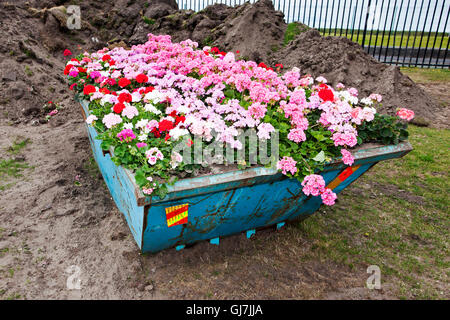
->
[79, 100, 413, 253]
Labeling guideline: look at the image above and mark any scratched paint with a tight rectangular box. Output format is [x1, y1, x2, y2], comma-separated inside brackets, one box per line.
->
[79, 99, 413, 253]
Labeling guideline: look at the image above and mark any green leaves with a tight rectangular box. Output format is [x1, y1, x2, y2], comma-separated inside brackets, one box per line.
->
[134, 169, 147, 187]
[357, 113, 410, 145]
[310, 130, 327, 142]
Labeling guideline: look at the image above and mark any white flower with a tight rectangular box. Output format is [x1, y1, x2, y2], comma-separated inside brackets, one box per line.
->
[122, 105, 139, 120]
[169, 127, 189, 140]
[123, 122, 133, 130]
[136, 119, 149, 129]
[85, 115, 98, 125]
[138, 134, 148, 142]
[315, 76, 327, 83]
[131, 91, 142, 102]
[144, 103, 161, 115]
[361, 97, 373, 106]
[144, 90, 165, 104]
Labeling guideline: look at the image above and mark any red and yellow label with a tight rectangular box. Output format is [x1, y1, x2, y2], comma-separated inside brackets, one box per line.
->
[326, 165, 361, 190]
[165, 204, 188, 228]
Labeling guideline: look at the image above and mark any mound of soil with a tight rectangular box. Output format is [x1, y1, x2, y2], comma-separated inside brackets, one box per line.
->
[272, 28, 443, 127]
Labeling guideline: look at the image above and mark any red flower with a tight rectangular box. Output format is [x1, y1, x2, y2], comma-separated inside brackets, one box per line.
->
[151, 128, 161, 138]
[158, 120, 174, 132]
[204, 51, 209, 56]
[211, 47, 219, 54]
[63, 49, 72, 56]
[164, 134, 171, 142]
[63, 64, 73, 75]
[175, 115, 186, 125]
[83, 85, 96, 95]
[100, 87, 110, 94]
[109, 60, 116, 66]
[113, 102, 125, 114]
[118, 78, 131, 88]
[236, 50, 240, 54]
[102, 54, 111, 62]
[144, 86, 155, 93]
[118, 92, 132, 103]
[69, 83, 77, 90]
[275, 63, 283, 69]
[70, 58, 79, 63]
[258, 62, 268, 70]
[136, 73, 148, 84]
[77, 67, 87, 73]
[318, 88, 334, 102]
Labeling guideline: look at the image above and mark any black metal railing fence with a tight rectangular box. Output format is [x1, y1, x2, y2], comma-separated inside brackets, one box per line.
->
[176, 0, 450, 68]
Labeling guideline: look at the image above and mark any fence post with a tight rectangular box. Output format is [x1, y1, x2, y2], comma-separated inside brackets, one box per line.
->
[361, 0, 372, 49]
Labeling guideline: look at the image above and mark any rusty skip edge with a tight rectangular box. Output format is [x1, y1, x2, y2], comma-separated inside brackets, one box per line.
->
[78, 99, 413, 207]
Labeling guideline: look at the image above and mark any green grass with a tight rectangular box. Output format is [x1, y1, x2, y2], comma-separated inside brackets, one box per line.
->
[142, 16, 155, 25]
[401, 67, 450, 83]
[284, 22, 311, 46]
[24, 65, 33, 77]
[6, 138, 31, 155]
[297, 125, 449, 299]
[321, 30, 449, 48]
[0, 138, 32, 191]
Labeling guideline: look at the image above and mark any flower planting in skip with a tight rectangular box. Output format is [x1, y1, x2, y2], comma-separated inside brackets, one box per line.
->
[64, 34, 413, 203]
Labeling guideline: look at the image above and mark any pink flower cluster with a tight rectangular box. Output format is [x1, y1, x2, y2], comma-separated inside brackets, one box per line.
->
[341, 149, 355, 166]
[117, 129, 136, 143]
[276, 156, 298, 175]
[396, 108, 415, 121]
[301, 174, 337, 206]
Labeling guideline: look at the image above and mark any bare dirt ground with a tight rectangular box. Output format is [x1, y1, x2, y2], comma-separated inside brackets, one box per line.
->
[0, 0, 448, 300]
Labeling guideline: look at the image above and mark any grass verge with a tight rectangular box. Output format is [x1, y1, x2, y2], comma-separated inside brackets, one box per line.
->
[297, 125, 449, 299]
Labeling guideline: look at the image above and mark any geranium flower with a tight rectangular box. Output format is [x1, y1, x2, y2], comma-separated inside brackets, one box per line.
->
[63, 49, 72, 56]
[102, 113, 122, 128]
[341, 149, 354, 166]
[301, 174, 326, 196]
[277, 156, 297, 176]
[159, 119, 174, 132]
[117, 129, 136, 143]
[397, 108, 415, 121]
[136, 74, 149, 84]
[318, 86, 334, 102]
[321, 188, 337, 206]
[83, 85, 96, 95]
[118, 78, 131, 88]
[113, 102, 125, 114]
